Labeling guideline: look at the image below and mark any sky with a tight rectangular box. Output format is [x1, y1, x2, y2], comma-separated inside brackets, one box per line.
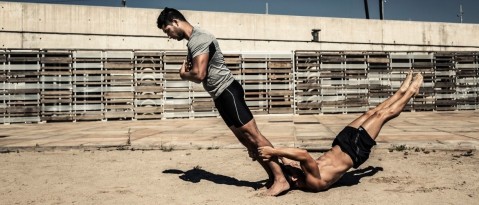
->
[2, 0, 479, 24]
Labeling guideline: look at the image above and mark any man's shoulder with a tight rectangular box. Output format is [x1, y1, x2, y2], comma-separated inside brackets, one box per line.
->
[193, 27, 215, 37]
[188, 32, 214, 52]
[190, 27, 215, 42]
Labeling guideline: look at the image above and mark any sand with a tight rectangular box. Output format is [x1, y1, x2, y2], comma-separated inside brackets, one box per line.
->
[1, 148, 478, 205]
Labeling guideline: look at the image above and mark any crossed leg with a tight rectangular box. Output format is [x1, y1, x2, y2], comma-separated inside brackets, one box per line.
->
[348, 71, 423, 140]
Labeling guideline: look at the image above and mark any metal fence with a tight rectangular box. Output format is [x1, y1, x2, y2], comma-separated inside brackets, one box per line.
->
[0, 49, 477, 124]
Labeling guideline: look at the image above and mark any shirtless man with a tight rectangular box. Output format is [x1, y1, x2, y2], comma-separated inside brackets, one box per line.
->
[258, 71, 423, 192]
[157, 7, 289, 195]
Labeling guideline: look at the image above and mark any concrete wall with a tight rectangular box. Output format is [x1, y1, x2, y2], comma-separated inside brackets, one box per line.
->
[1, 2, 479, 51]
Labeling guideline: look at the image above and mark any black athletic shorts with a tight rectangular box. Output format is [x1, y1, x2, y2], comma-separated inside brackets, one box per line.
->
[332, 126, 377, 168]
[214, 80, 254, 128]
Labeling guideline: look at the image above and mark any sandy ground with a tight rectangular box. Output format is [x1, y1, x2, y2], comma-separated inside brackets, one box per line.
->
[1, 148, 478, 205]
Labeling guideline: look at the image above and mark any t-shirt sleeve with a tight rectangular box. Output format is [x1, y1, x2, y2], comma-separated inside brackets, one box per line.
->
[188, 36, 212, 59]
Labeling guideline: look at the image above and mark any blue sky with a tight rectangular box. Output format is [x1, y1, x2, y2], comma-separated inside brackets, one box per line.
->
[2, 0, 479, 24]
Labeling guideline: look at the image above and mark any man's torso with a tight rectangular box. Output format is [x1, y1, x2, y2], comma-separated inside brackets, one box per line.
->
[315, 146, 354, 189]
[187, 27, 234, 99]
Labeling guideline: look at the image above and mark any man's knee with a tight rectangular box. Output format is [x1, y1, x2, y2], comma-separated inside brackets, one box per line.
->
[236, 120, 272, 146]
[365, 109, 378, 118]
[376, 108, 400, 119]
[238, 124, 261, 139]
[244, 132, 263, 145]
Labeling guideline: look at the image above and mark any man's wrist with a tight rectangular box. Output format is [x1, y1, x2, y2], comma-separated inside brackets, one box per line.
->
[271, 148, 278, 156]
[179, 70, 187, 80]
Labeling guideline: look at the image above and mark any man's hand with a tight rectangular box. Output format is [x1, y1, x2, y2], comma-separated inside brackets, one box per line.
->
[178, 55, 206, 83]
[258, 146, 276, 161]
[179, 60, 188, 80]
[247, 149, 257, 161]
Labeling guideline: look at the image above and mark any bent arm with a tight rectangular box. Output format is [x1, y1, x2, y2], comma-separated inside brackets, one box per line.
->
[258, 147, 320, 175]
[259, 146, 324, 191]
[180, 53, 208, 83]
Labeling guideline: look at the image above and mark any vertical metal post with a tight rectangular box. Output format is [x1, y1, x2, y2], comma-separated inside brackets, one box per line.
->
[364, 0, 370, 19]
[458, 4, 464, 23]
[266, 2, 269, 14]
[379, 0, 384, 20]
[292, 51, 296, 115]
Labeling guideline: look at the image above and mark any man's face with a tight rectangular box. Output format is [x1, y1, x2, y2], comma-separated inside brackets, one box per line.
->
[161, 21, 184, 41]
[289, 171, 306, 189]
[284, 165, 307, 189]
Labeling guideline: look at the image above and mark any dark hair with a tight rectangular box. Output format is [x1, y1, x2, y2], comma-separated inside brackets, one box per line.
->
[157, 7, 187, 29]
[280, 164, 305, 189]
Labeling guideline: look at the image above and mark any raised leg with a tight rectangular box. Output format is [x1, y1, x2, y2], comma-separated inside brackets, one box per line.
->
[348, 70, 413, 128]
[360, 73, 423, 140]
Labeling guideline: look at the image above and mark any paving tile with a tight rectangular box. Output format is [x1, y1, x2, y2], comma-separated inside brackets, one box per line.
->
[0, 111, 478, 151]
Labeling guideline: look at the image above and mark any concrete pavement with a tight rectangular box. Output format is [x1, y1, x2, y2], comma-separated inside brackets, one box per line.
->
[1, 111, 478, 152]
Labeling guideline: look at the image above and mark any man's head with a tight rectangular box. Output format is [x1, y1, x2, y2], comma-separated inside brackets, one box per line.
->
[157, 7, 188, 41]
[282, 165, 307, 190]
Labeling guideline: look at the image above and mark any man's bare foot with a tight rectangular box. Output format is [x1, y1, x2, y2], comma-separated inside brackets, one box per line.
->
[265, 179, 274, 188]
[261, 180, 290, 196]
[409, 73, 423, 96]
[399, 70, 414, 93]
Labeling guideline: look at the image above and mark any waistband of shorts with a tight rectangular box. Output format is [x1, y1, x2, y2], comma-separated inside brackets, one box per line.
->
[213, 78, 236, 100]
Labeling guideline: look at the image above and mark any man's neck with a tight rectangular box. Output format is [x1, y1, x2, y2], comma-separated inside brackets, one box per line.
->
[183, 23, 194, 40]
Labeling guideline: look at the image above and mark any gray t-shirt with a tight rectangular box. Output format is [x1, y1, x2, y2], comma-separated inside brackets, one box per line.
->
[187, 27, 234, 99]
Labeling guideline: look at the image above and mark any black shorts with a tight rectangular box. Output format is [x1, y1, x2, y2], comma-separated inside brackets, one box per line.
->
[332, 126, 377, 168]
[214, 80, 253, 128]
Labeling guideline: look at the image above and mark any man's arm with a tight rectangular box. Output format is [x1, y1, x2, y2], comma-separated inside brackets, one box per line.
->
[179, 53, 208, 83]
[258, 146, 324, 191]
[258, 146, 311, 162]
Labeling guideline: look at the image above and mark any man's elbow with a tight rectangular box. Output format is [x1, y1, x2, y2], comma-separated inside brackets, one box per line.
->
[193, 71, 206, 83]
[298, 149, 310, 161]
[182, 70, 203, 83]
[310, 186, 326, 193]
[309, 182, 328, 192]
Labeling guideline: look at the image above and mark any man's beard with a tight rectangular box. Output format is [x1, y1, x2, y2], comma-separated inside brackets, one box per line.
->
[176, 32, 185, 41]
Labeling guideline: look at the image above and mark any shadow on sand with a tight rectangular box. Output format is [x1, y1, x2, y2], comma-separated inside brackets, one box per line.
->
[163, 166, 382, 194]
[329, 166, 383, 189]
[163, 167, 265, 190]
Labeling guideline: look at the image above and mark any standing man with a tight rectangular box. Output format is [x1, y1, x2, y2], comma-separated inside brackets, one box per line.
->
[157, 7, 289, 196]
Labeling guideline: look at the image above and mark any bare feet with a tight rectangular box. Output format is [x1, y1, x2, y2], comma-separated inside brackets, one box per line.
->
[399, 70, 414, 93]
[260, 180, 290, 196]
[256, 146, 291, 196]
[409, 73, 423, 96]
[261, 179, 273, 190]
